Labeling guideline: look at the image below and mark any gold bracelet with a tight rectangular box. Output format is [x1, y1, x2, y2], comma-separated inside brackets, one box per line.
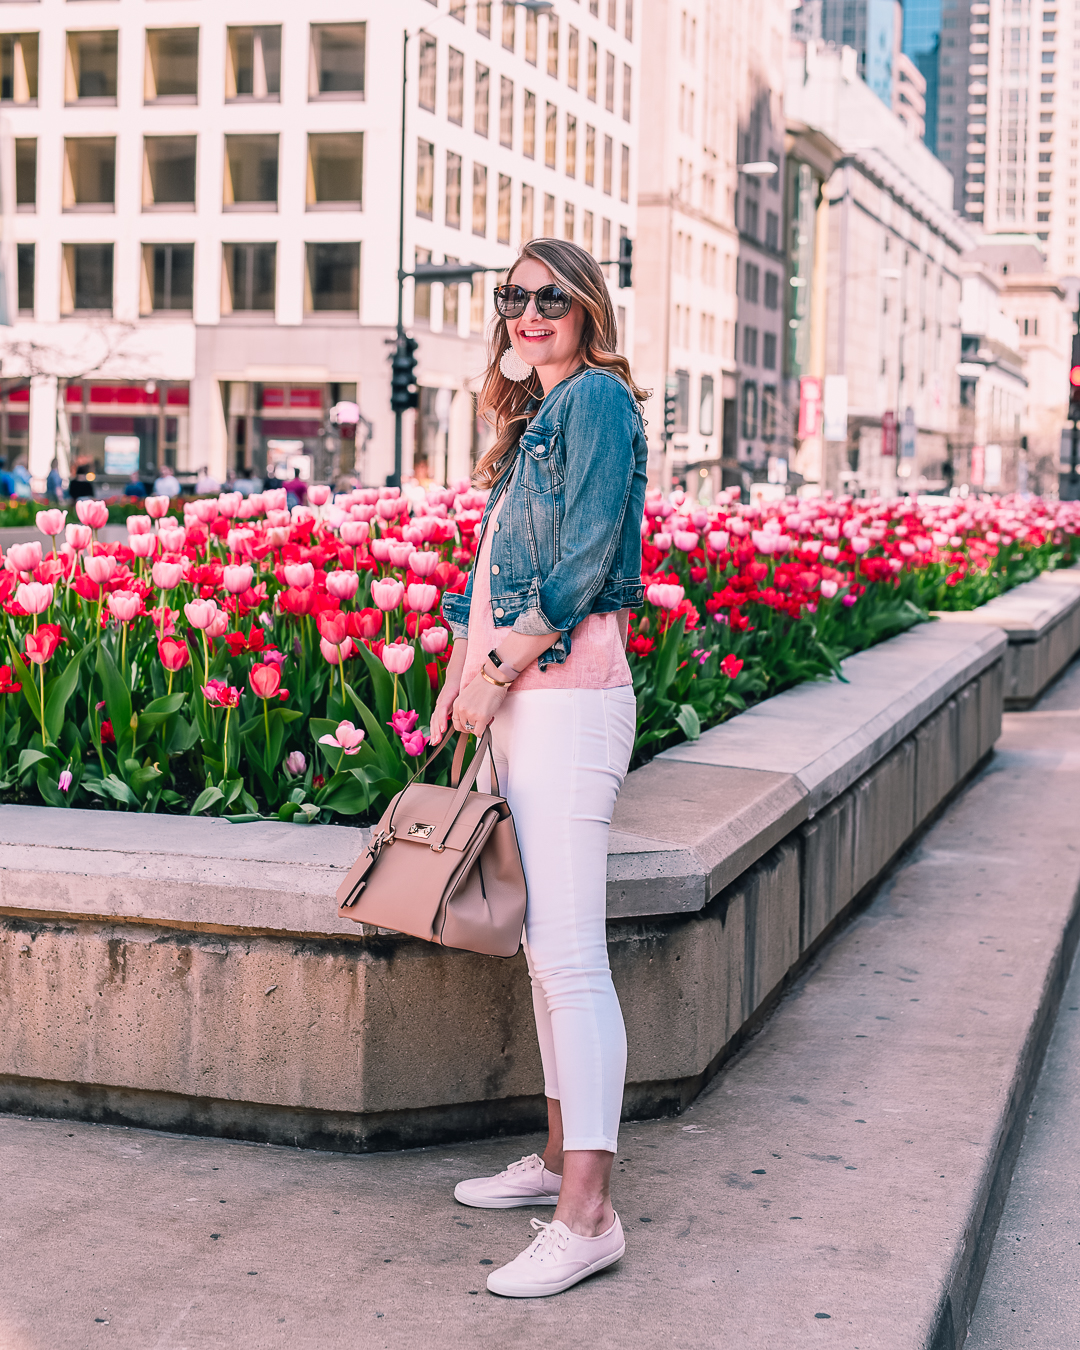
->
[480, 665, 514, 689]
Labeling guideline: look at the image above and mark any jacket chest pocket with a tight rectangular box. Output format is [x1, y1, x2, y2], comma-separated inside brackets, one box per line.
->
[520, 427, 563, 495]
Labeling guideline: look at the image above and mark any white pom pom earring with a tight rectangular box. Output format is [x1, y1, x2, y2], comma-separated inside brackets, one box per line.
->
[499, 345, 534, 382]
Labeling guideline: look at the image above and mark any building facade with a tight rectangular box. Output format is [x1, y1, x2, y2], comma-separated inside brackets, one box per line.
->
[634, 0, 788, 499]
[0, 0, 638, 490]
[786, 41, 971, 496]
[956, 257, 1027, 490]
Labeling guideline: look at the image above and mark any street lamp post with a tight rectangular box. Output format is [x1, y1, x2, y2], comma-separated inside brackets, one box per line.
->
[390, 0, 554, 488]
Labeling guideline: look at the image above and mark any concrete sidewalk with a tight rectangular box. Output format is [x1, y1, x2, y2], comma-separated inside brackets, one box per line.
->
[3, 665, 1080, 1350]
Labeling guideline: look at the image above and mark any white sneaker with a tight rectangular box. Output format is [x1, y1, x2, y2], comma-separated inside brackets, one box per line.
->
[486, 1214, 625, 1298]
[454, 1153, 562, 1209]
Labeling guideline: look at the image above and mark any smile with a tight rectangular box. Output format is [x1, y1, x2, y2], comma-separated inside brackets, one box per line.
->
[519, 329, 555, 340]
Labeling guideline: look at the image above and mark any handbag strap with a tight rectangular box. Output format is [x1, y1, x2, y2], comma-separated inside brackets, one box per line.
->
[386, 728, 501, 842]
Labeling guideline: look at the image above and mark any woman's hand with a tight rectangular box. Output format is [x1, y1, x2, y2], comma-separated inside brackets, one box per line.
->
[451, 674, 509, 737]
[429, 692, 456, 747]
[429, 641, 467, 746]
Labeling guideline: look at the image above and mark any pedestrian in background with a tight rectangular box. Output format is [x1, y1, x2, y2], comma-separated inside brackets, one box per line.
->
[435, 238, 649, 1298]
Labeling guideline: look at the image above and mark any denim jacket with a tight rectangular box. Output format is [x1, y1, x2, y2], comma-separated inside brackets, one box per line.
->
[441, 366, 648, 669]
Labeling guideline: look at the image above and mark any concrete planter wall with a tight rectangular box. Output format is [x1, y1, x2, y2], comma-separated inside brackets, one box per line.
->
[0, 622, 1012, 1152]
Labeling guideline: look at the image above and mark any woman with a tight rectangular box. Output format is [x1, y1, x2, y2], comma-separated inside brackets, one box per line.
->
[434, 239, 649, 1298]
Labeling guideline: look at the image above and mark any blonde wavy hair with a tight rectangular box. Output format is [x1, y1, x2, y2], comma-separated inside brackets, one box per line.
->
[473, 238, 649, 488]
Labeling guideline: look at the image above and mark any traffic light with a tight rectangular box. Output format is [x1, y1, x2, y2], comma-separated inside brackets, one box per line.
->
[618, 235, 633, 289]
[1070, 334, 1080, 422]
[390, 334, 419, 415]
[663, 380, 677, 441]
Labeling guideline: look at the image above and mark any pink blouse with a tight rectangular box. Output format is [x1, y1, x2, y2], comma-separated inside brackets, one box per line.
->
[460, 495, 631, 691]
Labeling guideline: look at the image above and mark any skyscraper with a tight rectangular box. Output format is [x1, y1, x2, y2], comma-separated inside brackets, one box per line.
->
[903, 0, 944, 151]
[820, 0, 902, 108]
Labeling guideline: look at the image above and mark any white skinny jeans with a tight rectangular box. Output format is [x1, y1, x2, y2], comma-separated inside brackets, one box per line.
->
[484, 685, 637, 1154]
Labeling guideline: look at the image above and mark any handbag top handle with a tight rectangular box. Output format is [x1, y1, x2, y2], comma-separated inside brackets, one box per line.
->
[387, 729, 502, 852]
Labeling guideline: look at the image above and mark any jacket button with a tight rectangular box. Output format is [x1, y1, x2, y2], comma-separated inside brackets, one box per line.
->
[494, 521, 500, 531]
[494, 607, 505, 618]
[491, 564, 500, 575]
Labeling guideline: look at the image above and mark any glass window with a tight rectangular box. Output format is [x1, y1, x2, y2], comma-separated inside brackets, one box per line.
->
[605, 51, 615, 112]
[675, 369, 689, 432]
[547, 15, 559, 77]
[307, 133, 363, 209]
[622, 62, 631, 121]
[443, 253, 460, 330]
[762, 332, 777, 369]
[305, 243, 359, 313]
[414, 246, 432, 322]
[568, 28, 579, 88]
[63, 138, 116, 211]
[620, 144, 629, 201]
[140, 243, 194, 313]
[223, 135, 278, 210]
[525, 10, 538, 64]
[761, 385, 777, 441]
[61, 243, 113, 313]
[603, 134, 613, 194]
[448, 48, 464, 124]
[15, 138, 35, 211]
[602, 217, 611, 264]
[544, 192, 555, 235]
[477, 3, 491, 37]
[625, 0, 634, 41]
[608, 0, 618, 28]
[0, 34, 38, 105]
[763, 272, 779, 309]
[221, 243, 276, 313]
[145, 29, 198, 102]
[524, 91, 536, 157]
[587, 40, 597, 100]
[583, 209, 594, 254]
[66, 31, 117, 104]
[226, 27, 281, 100]
[501, 1, 516, 50]
[473, 163, 488, 236]
[565, 115, 577, 178]
[418, 35, 436, 111]
[475, 63, 490, 136]
[416, 139, 434, 218]
[309, 23, 366, 99]
[564, 200, 575, 241]
[546, 102, 557, 168]
[498, 173, 512, 244]
[16, 243, 33, 314]
[743, 326, 758, 365]
[520, 183, 534, 246]
[500, 76, 514, 147]
[143, 136, 197, 209]
[741, 381, 758, 439]
[585, 125, 595, 186]
[446, 152, 462, 228]
[699, 374, 715, 437]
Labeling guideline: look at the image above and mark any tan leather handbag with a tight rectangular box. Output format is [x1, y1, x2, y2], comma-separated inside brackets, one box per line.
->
[336, 729, 527, 958]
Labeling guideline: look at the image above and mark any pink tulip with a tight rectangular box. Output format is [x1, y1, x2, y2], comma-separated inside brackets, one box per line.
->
[404, 583, 439, 613]
[75, 499, 109, 530]
[340, 520, 370, 546]
[751, 531, 777, 555]
[7, 541, 42, 572]
[381, 642, 415, 674]
[58, 769, 73, 793]
[318, 720, 365, 755]
[126, 515, 153, 536]
[851, 535, 871, 555]
[309, 484, 331, 507]
[159, 528, 187, 552]
[15, 581, 53, 614]
[151, 560, 183, 590]
[822, 545, 840, 562]
[184, 598, 219, 629]
[388, 542, 414, 567]
[389, 709, 420, 735]
[35, 509, 67, 537]
[420, 625, 450, 654]
[320, 635, 355, 665]
[646, 583, 685, 610]
[222, 564, 254, 594]
[284, 562, 315, 589]
[192, 499, 219, 524]
[145, 495, 171, 518]
[326, 570, 360, 600]
[350, 503, 377, 522]
[291, 506, 315, 527]
[284, 750, 307, 776]
[369, 538, 393, 562]
[266, 510, 291, 529]
[371, 577, 405, 611]
[129, 533, 157, 559]
[65, 524, 92, 552]
[652, 531, 672, 550]
[217, 492, 242, 518]
[376, 498, 400, 520]
[819, 579, 839, 599]
[107, 590, 141, 622]
[206, 609, 230, 639]
[401, 730, 429, 757]
[672, 530, 700, 553]
[899, 541, 916, 558]
[263, 488, 288, 512]
[85, 554, 117, 585]
[708, 530, 730, 552]
[409, 550, 440, 577]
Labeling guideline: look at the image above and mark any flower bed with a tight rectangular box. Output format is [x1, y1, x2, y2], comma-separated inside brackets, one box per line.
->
[0, 486, 1076, 822]
[0, 496, 153, 530]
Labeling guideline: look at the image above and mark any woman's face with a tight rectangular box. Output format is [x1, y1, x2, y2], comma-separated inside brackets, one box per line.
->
[506, 258, 586, 387]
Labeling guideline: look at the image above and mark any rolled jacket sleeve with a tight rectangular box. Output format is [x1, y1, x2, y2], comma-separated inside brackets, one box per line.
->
[512, 376, 636, 637]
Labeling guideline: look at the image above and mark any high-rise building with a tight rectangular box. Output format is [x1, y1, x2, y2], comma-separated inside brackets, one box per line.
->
[0, 0, 638, 490]
[635, 0, 788, 497]
[820, 0, 902, 108]
[902, 0, 945, 152]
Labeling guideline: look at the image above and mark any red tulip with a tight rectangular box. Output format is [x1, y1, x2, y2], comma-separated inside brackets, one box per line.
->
[158, 636, 190, 672]
[316, 610, 349, 646]
[720, 654, 743, 679]
[249, 662, 282, 700]
[346, 607, 383, 640]
[100, 719, 116, 746]
[0, 664, 22, 694]
[24, 623, 64, 666]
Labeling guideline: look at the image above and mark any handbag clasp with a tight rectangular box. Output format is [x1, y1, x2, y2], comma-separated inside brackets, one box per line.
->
[407, 822, 435, 838]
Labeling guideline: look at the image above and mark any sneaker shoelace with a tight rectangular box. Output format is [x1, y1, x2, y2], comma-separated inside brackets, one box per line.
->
[524, 1218, 571, 1264]
[501, 1153, 543, 1178]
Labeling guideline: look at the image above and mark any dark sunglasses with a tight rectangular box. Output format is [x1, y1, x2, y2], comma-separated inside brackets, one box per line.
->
[493, 283, 573, 320]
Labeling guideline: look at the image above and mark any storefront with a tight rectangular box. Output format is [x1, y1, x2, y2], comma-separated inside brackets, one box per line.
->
[222, 380, 358, 484]
[65, 380, 190, 484]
